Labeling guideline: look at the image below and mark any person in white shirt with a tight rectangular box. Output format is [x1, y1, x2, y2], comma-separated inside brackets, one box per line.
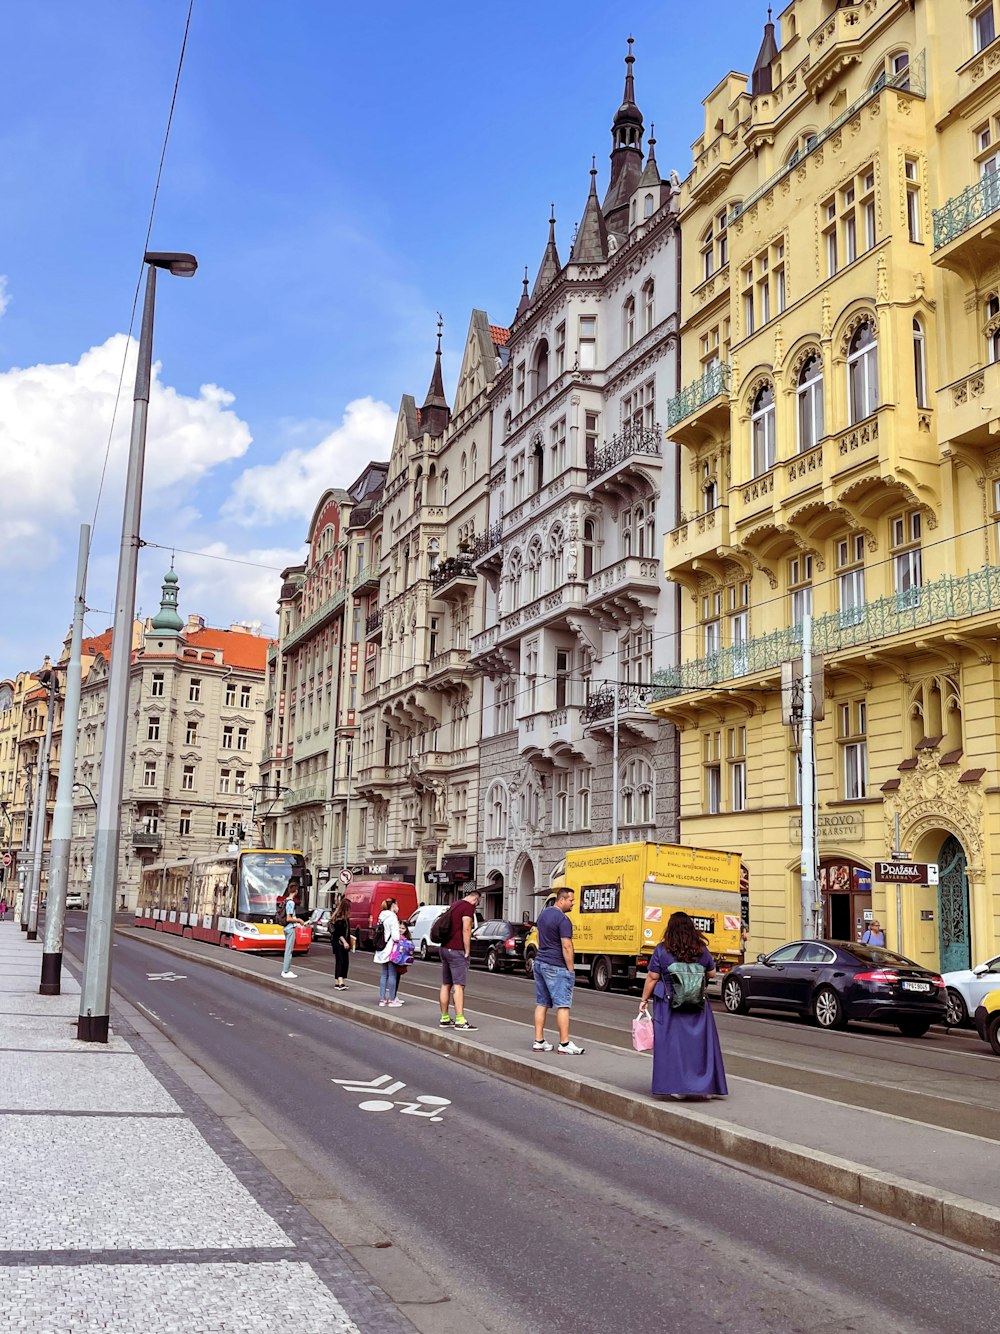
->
[373, 898, 403, 1007]
[279, 880, 306, 979]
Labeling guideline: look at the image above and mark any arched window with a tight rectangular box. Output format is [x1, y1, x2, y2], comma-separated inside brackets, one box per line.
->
[644, 192, 654, 218]
[526, 538, 544, 599]
[848, 321, 879, 423]
[630, 198, 637, 227]
[986, 294, 1000, 364]
[642, 278, 655, 333]
[797, 354, 825, 451]
[619, 756, 655, 827]
[532, 340, 550, 397]
[701, 223, 714, 281]
[503, 409, 512, 436]
[912, 318, 927, 408]
[440, 469, 448, 505]
[548, 525, 565, 588]
[460, 452, 468, 491]
[508, 551, 523, 608]
[427, 538, 440, 574]
[751, 383, 776, 475]
[583, 519, 598, 579]
[531, 437, 544, 491]
[487, 782, 508, 839]
[624, 295, 636, 349]
[470, 444, 478, 480]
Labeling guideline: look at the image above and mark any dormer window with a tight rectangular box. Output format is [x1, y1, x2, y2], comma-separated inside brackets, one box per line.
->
[644, 193, 654, 218]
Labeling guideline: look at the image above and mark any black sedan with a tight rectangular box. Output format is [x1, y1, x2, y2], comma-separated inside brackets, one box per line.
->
[721, 939, 947, 1037]
[469, 920, 530, 973]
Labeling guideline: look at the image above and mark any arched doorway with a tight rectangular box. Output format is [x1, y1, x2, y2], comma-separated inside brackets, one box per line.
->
[516, 856, 536, 921]
[484, 871, 503, 922]
[938, 834, 971, 971]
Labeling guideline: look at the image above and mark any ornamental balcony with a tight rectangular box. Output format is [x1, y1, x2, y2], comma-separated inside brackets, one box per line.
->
[425, 647, 472, 688]
[582, 682, 659, 743]
[468, 624, 507, 676]
[352, 563, 380, 595]
[937, 362, 1000, 450]
[666, 364, 730, 442]
[282, 585, 346, 652]
[668, 506, 730, 570]
[132, 831, 162, 850]
[653, 564, 1000, 699]
[471, 521, 503, 574]
[497, 583, 587, 646]
[429, 555, 477, 601]
[586, 425, 663, 501]
[518, 705, 590, 763]
[365, 608, 383, 639]
[282, 783, 326, 810]
[585, 556, 661, 629]
[933, 175, 1000, 278]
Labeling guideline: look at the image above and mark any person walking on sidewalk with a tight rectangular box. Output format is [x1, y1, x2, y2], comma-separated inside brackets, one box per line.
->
[639, 911, 727, 1099]
[279, 879, 306, 980]
[329, 895, 354, 990]
[862, 920, 885, 947]
[0, 895, 7, 921]
[439, 885, 481, 1031]
[532, 887, 585, 1055]
[374, 897, 403, 1007]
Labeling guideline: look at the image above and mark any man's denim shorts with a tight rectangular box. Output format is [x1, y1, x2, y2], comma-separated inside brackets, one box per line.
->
[440, 947, 469, 987]
[535, 960, 575, 1009]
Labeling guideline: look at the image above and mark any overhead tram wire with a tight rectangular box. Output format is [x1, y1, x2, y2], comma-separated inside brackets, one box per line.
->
[88, 0, 196, 554]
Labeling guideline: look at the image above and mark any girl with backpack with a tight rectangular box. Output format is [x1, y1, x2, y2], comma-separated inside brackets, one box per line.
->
[373, 898, 403, 1007]
[638, 911, 728, 1099]
[329, 896, 354, 990]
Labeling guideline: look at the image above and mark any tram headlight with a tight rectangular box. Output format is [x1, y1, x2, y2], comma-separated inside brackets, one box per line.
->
[233, 920, 260, 936]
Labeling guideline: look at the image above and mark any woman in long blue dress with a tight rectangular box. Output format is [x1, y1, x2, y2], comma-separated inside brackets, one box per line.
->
[638, 911, 728, 1098]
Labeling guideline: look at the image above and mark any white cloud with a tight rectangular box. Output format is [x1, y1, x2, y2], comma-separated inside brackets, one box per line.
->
[0, 276, 9, 318]
[0, 333, 251, 569]
[154, 541, 307, 636]
[223, 395, 395, 526]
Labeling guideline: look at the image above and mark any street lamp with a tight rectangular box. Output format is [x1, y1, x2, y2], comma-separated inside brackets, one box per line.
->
[26, 662, 61, 940]
[72, 782, 97, 806]
[77, 251, 197, 1043]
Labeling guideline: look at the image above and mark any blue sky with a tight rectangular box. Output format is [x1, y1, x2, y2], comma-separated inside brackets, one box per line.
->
[0, 0, 767, 677]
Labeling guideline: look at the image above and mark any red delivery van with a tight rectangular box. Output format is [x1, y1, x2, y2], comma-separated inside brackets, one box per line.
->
[345, 880, 419, 948]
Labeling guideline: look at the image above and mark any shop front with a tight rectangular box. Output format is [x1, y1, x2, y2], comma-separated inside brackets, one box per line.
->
[820, 858, 872, 942]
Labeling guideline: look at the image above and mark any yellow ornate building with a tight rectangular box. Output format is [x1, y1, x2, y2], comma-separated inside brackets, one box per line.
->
[654, 0, 1000, 977]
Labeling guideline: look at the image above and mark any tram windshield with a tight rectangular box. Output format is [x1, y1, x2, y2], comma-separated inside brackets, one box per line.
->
[237, 852, 309, 920]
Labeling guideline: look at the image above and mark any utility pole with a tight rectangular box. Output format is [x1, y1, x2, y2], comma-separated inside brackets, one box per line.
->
[26, 663, 60, 940]
[18, 761, 36, 928]
[799, 614, 819, 939]
[41, 525, 89, 993]
[611, 669, 621, 846]
[342, 735, 354, 884]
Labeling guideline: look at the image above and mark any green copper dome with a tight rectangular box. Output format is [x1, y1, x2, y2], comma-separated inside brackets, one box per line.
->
[150, 567, 183, 634]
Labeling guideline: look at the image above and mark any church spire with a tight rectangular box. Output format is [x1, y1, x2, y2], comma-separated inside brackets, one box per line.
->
[150, 562, 183, 635]
[638, 123, 662, 189]
[420, 315, 451, 438]
[751, 8, 779, 96]
[602, 36, 645, 238]
[532, 206, 561, 298]
[515, 266, 531, 320]
[573, 159, 609, 265]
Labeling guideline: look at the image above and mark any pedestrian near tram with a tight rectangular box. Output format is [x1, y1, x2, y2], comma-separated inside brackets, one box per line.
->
[639, 911, 727, 1099]
[329, 895, 354, 990]
[279, 878, 306, 980]
[439, 885, 481, 1030]
[373, 898, 403, 1006]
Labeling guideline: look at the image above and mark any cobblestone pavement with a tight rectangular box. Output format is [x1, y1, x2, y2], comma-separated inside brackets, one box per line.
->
[0, 922, 413, 1333]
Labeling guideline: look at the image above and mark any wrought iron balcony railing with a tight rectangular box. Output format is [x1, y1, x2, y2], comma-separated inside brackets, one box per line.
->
[933, 174, 1000, 250]
[365, 608, 383, 635]
[582, 681, 653, 724]
[653, 564, 1000, 696]
[666, 363, 730, 428]
[282, 586, 346, 651]
[587, 425, 662, 481]
[471, 522, 503, 561]
[429, 555, 476, 589]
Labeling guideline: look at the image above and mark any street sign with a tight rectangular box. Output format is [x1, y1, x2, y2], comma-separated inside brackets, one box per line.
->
[1, 852, 11, 867]
[338, 867, 353, 886]
[874, 861, 938, 885]
[424, 869, 450, 884]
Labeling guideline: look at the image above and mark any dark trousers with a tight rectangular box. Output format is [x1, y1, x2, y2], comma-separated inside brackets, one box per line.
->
[332, 937, 350, 980]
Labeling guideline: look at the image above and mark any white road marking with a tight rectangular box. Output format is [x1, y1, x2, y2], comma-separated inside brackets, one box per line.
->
[332, 1075, 451, 1121]
[146, 971, 187, 981]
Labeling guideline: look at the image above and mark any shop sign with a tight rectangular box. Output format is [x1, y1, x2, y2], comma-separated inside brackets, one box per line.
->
[788, 811, 865, 843]
[874, 861, 939, 885]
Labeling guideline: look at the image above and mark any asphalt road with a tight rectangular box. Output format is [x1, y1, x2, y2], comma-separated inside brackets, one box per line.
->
[62, 920, 1000, 1334]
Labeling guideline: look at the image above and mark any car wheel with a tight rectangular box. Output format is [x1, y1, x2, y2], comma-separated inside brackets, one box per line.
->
[486, 947, 499, 973]
[524, 948, 535, 979]
[812, 986, 846, 1030]
[944, 987, 968, 1028]
[722, 976, 749, 1015]
[590, 956, 612, 991]
[987, 1014, 1000, 1057]
[897, 1019, 931, 1038]
[418, 939, 428, 961]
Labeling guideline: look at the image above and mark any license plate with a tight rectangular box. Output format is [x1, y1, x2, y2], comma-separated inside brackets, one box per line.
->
[901, 981, 930, 992]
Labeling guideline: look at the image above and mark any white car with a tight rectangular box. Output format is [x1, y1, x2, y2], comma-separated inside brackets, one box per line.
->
[942, 954, 1000, 1027]
[65, 891, 84, 910]
[406, 904, 484, 960]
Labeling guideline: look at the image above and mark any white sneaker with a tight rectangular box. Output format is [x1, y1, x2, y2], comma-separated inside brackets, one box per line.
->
[281, 970, 297, 979]
[532, 1039, 553, 1052]
[558, 1040, 585, 1055]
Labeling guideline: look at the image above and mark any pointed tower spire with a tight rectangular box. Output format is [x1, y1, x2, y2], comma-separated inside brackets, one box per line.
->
[150, 563, 183, 635]
[420, 314, 451, 437]
[515, 266, 531, 319]
[638, 122, 662, 189]
[602, 36, 645, 237]
[532, 205, 562, 298]
[751, 9, 779, 96]
[573, 159, 609, 264]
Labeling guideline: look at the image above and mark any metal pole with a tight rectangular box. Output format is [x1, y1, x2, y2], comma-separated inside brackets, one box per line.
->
[78, 265, 156, 1042]
[800, 615, 818, 939]
[342, 737, 353, 880]
[18, 762, 36, 928]
[894, 811, 903, 953]
[41, 525, 90, 993]
[26, 672, 58, 940]
[611, 673, 620, 846]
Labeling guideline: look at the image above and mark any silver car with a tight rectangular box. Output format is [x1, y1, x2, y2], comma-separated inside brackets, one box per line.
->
[942, 953, 1000, 1026]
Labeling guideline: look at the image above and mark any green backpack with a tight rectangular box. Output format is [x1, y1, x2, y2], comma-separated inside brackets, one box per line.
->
[667, 961, 707, 1011]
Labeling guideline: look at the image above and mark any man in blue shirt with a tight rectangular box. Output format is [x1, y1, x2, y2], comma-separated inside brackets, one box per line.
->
[532, 887, 585, 1055]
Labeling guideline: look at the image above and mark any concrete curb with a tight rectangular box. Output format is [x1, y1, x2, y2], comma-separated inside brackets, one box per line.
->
[117, 927, 1000, 1257]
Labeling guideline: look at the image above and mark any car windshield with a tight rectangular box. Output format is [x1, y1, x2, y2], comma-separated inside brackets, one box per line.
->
[836, 942, 922, 968]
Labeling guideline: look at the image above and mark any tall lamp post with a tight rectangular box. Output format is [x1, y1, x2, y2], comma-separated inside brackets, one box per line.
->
[26, 661, 61, 940]
[77, 251, 197, 1043]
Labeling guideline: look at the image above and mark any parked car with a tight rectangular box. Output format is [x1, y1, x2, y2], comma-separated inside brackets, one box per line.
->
[65, 891, 84, 910]
[721, 939, 947, 1037]
[974, 987, 1000, 1056]
[308, 908, 333, 941]
[407, 905, 486, 959]
[470, 919, 530, 972]
[942, 953, 1000, 1027]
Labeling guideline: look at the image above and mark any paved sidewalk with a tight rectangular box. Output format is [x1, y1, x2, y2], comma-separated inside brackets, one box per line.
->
[120, 925, 1000, 1257]
[0, 921, 415, 1334]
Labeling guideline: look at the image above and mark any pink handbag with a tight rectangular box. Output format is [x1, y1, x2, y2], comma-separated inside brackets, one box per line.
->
[632, 1010, 654, 1053]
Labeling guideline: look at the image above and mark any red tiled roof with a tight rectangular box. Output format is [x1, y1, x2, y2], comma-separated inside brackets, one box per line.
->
[187, 628, 270, 672]
[81, 630, 113, 658]
[490, 325, 510, 346]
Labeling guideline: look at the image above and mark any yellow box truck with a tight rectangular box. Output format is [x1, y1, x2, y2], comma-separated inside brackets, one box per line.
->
[527, 842, 744, 992]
